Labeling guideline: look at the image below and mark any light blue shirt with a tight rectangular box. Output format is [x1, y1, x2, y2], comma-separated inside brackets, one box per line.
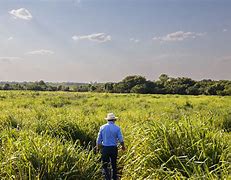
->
[97, 121, 124, 146]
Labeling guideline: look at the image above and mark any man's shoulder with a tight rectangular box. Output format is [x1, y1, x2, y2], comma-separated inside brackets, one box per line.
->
[100, 123, 109, 129]
[113, 124, 121, 130]
[100, 123, 121, 129]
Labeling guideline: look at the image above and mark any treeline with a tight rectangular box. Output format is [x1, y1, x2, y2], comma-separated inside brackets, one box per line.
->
[0, 81, 86, 92]
[0, 74, 231, 95]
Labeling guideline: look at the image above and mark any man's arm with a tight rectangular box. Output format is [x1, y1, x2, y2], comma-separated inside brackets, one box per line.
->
[118, 128, 125, 151]
[96, 127, 103, 152]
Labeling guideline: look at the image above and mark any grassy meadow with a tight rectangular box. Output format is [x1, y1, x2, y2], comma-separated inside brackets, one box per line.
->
[0, 91, 230, 179]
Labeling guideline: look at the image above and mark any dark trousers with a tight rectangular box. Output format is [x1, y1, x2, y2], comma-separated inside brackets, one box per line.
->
[101, 146, 118, 180]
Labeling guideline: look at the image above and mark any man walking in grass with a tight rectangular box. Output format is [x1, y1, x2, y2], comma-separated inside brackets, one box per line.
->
[96, 113, 125, 180]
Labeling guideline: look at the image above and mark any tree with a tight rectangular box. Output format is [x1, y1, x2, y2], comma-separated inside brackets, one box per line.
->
[74, 85, 89, 92]
[113, 83, 127, 93]
[186, 86, 200, 95]
[159, 74, 169, 83]
[57, 85, 63, 91]
[38, 80, 46, 86]
[3, 83, 11, 90]
[89, 85, 96, 92]
[104, 83, 114, 92]
[121, 75, 147, 93]
[162, 77, 195, 94]
[131, 84, 148, 94]
[206, 83, 224, 95]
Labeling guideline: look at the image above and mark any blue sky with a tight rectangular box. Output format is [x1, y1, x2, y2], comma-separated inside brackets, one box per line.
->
[0, 0, 230, 82]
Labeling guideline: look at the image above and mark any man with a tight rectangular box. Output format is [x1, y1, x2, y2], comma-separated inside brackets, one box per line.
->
[96, 113, 125, 180]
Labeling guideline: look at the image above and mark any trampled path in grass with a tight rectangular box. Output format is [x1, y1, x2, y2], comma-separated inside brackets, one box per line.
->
[0, 91, 230, 179]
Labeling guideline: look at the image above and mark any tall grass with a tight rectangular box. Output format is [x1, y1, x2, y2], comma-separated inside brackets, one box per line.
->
[0, 91, 230, 179]
[0, 129, 101, 179]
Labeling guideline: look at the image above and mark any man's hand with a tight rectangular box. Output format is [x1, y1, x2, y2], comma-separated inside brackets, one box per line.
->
[120, 142, 126, 151]
[96, 144, 100, 153]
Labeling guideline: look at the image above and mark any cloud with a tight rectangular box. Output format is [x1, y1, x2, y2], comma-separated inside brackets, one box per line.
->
[220, 56, 231, 62]
[73, 0, 81, 6]
[0, 56, 22, 63]
[26, 49, 54, 55]
[130, 38, 140, 43]
[9, 8, 33, 20]
[8, 37, 13, 41]
[153, 31, 205, 42]
[72, 33, 111, 42]
[223, 29, 228, 32]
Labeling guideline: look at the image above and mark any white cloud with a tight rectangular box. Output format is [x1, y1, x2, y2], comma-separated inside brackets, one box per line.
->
[26, 49, 54, 55]
[72, 33, 111, 42]
[223, 29, 228, 32]
[9, 8, 33, 20]
[73, 0, 81, 6]
[153, 31, 205, 42]
[0, 57, 22, 62]
[130, 38, 140, 43]
[8, 37, 13, 41]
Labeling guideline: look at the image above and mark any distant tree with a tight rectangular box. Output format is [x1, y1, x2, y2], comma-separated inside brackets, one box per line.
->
[73, 85, 89, 92]
[154, 81, 167, 94]
[57, 85, 63, 91]
[89, 85, 96, 92]
[94, 84, 105, 92]
[3, 83, 11, 90]
[144, 81, 157, 94]
[159, 74, 169, 83]
[113, 82, 127, 93]
[104, 83, 114, 92]
[63, 86, 70, 91]
[47, 85, 57, 91]
[12, 83, 24, 90]
[206, 83, 224, 95]
[186, 85, 200, 95]
[121, 75, 147, 93]
[161, 77, 195, 95]
[38, 80, 46, 86]
[131, 84, 148, 94]
[224, 87, 231, 95]
[26, 83, 42, 91]
[155, 74, 172, 94]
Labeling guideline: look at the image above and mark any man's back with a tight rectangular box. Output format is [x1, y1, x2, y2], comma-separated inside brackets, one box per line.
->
[97, 121, 123, 147]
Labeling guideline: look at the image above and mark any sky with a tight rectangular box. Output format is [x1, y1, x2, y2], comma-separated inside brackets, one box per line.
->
[0, 0, 231, 82]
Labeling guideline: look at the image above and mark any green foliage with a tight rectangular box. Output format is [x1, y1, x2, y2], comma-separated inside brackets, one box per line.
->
[104, 82, 114, 93]
[222, 113, 231, 132]
[144, 120, 229, 178]
[131, 84, 148, 94]
[0, 130, 101, 179]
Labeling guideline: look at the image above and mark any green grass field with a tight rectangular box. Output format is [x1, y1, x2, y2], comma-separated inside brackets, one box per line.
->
[0, 91, 230, 179]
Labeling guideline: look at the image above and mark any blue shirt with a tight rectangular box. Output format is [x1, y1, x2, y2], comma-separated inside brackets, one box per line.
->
[97, 121, 124, 146]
